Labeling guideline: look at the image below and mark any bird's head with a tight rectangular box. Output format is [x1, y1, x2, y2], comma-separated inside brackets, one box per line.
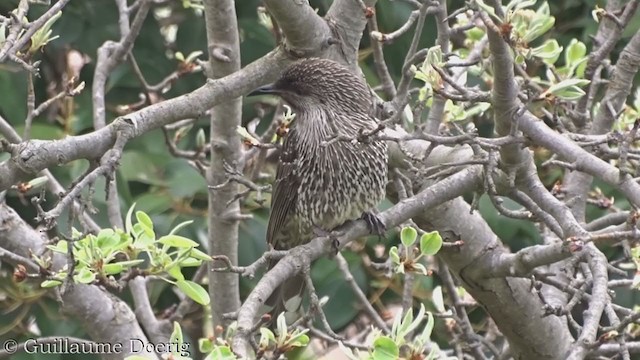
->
[249, 58, 371, 113]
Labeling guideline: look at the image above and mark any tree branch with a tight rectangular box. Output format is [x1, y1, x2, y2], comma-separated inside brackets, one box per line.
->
[203, 0, 243, 327]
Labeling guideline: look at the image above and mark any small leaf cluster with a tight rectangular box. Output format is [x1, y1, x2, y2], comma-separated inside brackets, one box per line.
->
[458, 1, 593, 102]
[28, 11, 62, 54]
[626, 245, 640, 289]
[164, 313, 310, 360]
[175, 50, 204, 75]
[0, 11, 61, 55]
[340, 304, 447, 360]
[181, 0, 204, 11]
[257, 313, 310, 358]
[38, 205, 211, 306]
[612, 88, 640, 132]
[413, 46, 490, 123]
[389, 227, 443, 275]
[475, 0, 555, 46]
[126, 322, 194, 360]
[198, 322, 239, 360]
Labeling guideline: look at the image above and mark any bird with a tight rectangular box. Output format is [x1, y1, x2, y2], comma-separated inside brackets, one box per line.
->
[249, 58, 388, 323]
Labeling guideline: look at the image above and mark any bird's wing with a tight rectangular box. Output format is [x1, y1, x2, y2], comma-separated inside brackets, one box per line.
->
[267, 129, 299, 249]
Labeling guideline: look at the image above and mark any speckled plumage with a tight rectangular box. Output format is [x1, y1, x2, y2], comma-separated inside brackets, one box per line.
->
[267, 58, 388, 251]
[260, 58, 388, 320]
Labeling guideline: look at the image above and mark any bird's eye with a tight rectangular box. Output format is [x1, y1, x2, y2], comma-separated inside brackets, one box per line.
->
[294, 84, 312, 96]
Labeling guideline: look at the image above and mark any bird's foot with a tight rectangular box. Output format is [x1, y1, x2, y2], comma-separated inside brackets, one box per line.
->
[313, 226, 341, 255]
[361, 211, 386, 240]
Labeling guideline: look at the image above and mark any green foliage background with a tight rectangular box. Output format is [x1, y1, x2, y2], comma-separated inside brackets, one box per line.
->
[1, 0, 639, 359]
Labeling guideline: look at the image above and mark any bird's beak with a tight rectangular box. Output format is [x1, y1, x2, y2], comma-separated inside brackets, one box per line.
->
[247, 83, 279, 97]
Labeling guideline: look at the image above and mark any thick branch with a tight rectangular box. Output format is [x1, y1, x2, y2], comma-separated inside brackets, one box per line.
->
[0, 50, 289, 191]
[265, 0, 331, 56]
[203, 0, 243, 327]
[519, 112, 640, 207]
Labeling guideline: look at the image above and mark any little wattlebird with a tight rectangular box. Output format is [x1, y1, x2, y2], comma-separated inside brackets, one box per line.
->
[249, 58, 388, 323]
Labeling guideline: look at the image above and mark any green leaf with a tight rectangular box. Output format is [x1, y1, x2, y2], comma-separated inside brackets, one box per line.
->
[426, 347, 438, 360]
[179, 258, 202, 267]
[132, 224, 154, 248]
[425, 45, 443, 68]
[632, 272, 640, 289]
[96, 229, 119, 249]
[114, 259, 145, 267]
[371, 336, 399, 360]
[394, 304, 426, 345]
[176, 280, 210, 305]
[137, 223, 155, 244]
[29, 11, 61, 53]
[71, 227, 83, 240]
[199, 338, 214, 353]
[389, 247, 400, 265]
[169, 220, 195, 235]
[47, 240, 68, 254]
[536, 1, 550, 16]
[136, 211, 154, 231]
[157, 235, 200, 248]
[419, 311, 435, 343]
[189, 248, 212, 261]
[185, 51, 204, 64]
[403, 104, 414, 125]
[276, 312, 288, 343]
[565, 39, 586, 66]
[466, 27, 485, 41]
[196, 129, 206, 149]
[474, 0, 500, 21]
[259, 327, 276, 348]
[124, 356, 152, 360]
[573, 58, 588, 78]
[412, 263, 428, 275]
[522, 14, 555, 43]
[552, 86, 587, 100]
[420, 231, 443, 256]
[432, 286, 445, 313]
[167, 265, 185, 281]
[506, 0, 537, 12]
[286, 331, 310, 347]
[103, 263, 125, 275]
[530, 39, 562, 65]
[170, 321, 184, 349]
[544, 79, 590, 100]
[41, 280, 62, 288]
[400, 227, 418, 247]
[27, 176, 49, 189]
[74, 268, 96, 284]
[125, 202, 136, 235]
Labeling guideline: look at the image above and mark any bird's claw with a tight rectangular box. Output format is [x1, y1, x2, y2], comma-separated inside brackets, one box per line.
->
[313, 225, 341, 255]
[330, 237, 340, 255]
[362, 211, 386, 239]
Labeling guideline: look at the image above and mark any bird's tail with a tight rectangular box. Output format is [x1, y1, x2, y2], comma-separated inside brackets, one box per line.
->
[265, 262, 306, 326]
